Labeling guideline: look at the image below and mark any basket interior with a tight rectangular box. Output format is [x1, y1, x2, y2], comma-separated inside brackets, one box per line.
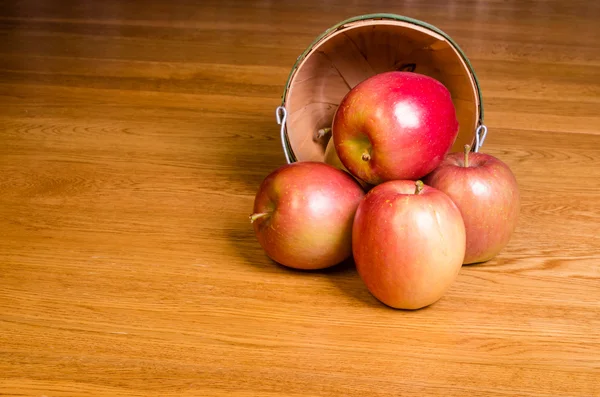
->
[284, 19, 480, 162]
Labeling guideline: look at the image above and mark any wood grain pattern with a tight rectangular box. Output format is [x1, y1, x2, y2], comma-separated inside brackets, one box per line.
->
[1, 0, 599, 396]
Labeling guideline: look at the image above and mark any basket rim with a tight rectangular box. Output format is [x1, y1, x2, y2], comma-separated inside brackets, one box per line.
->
[280, 13, 484, 120]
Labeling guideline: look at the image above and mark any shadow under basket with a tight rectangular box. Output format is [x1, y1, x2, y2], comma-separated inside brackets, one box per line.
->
[276, 13, 487, 164]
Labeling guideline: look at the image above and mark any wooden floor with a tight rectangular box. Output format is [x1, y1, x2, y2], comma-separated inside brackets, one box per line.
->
[1, 0, 599, 396]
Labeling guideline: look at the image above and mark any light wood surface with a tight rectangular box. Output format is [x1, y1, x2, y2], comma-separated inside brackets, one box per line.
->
[1, 0, 599, 396]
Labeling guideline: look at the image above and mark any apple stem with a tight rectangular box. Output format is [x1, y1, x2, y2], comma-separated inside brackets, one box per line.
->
[414, 180, 424, 195]
[249, 212, 270, 223]
[464, 144, 471, 167]
[317, 127, 331, 139]
[361, 152, 371, 161]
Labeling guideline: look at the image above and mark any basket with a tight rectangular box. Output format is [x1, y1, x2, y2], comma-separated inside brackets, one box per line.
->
[276, 13, 487, 164]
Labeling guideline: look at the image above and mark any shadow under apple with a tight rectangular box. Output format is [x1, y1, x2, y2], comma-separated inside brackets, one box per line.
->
[228, 222, 381, 307]
[321, 257, 382, 308]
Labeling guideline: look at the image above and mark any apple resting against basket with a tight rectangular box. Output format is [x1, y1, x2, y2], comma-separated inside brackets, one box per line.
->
[331, 71, 459, 185]
[250, 71, 520, 310]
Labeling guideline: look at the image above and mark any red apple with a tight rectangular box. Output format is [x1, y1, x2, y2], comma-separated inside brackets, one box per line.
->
[353, 180, 466, 309]
[332, 71, 459, 185]
[423, 145, 520, 264]
[250, 161, 365, 270]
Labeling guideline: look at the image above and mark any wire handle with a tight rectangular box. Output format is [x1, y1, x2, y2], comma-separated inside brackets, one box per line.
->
[276, 106, 293, 163]
[474, 124, 488, 153]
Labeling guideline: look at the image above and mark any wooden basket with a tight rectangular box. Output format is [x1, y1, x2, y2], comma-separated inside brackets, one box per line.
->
[276, 14, 486, 164]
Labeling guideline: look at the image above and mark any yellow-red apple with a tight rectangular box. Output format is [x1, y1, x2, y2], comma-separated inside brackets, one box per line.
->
[250, 162, 364, 270]
[352, 180, 465, 309]
[423, 145, 520, 264]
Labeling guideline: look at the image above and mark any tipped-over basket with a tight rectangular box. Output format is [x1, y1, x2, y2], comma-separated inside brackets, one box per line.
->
[276, 13, 488, 164]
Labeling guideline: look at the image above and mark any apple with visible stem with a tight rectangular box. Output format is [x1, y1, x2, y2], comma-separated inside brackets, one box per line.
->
[423, 145, 520, 264]
[352, 180, 466, 310]
[332, 71, 459, 185]
[250, 161, 365, 270]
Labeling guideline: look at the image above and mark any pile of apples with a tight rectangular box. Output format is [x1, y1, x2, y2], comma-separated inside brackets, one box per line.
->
[250, 71, 520, 310]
